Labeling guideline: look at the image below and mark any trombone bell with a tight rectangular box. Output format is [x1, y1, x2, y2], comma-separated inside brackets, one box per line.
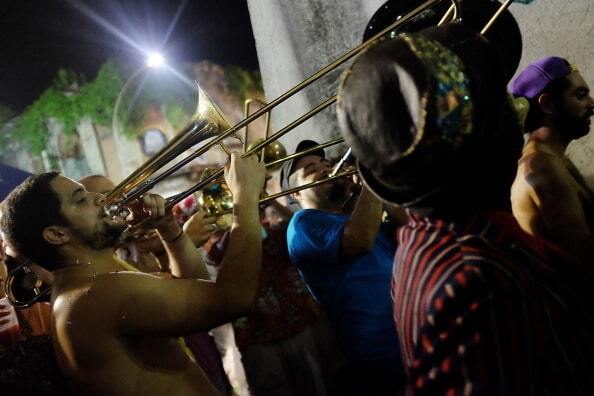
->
[246, 139, 287, 171]
[197, 170, 234, 230]
[195, 84, 243, 153]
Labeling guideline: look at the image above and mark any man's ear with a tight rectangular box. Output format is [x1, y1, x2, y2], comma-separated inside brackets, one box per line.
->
[42, 226, 71, 246]
[538, 93, 556, 115]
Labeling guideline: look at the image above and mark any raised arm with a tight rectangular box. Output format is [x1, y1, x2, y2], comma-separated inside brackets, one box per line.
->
[341, 185, 384, 257]
[139, 194, 210, 279]
[113, 153, 266, 336]
[214, 153, 265, 306]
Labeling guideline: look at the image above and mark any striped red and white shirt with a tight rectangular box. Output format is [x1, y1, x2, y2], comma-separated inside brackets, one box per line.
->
[393, 211, 594, 395]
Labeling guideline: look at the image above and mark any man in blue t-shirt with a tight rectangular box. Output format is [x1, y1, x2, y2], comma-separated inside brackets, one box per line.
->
[280, 140, 405, 394]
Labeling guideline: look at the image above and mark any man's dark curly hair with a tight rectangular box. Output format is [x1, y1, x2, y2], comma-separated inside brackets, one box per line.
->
[1, 172, 68, 270]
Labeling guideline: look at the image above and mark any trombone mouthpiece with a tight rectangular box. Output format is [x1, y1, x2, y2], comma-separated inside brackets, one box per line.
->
[103, 204, 131, 221]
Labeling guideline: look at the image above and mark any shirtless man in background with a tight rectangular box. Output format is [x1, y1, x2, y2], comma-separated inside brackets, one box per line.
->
[510, 56, 594, 267]
[1, 153, 265, 395]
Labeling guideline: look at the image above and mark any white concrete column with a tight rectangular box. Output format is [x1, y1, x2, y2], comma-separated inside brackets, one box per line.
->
[247, 0, 383, 155]
[112, 127, 144, 183]
[77, 117, 106, 176]
[44, 118, 66, 175]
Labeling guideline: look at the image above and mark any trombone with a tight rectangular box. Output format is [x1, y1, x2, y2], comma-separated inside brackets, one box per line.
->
[105, 0, 516, 232]
[104, 0, 465, 210]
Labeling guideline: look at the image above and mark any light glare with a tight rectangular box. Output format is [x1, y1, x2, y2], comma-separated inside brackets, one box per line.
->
[146, 53, 165, 68]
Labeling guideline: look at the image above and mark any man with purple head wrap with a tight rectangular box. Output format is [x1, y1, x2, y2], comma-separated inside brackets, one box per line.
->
[510, 56, 594, 267]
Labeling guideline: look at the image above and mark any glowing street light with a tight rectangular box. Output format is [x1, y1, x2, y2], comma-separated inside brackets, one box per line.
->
[146, 52, 165, 68]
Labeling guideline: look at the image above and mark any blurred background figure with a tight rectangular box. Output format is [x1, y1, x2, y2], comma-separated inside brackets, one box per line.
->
[0, 215, 69, 394]
[174, 195, 252, 396]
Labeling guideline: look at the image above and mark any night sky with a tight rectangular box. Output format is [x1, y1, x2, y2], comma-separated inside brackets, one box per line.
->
[0, 0, 259, 111]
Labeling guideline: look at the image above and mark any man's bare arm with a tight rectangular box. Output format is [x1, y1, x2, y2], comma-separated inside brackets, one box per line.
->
[159, 221, 211, 279]
[341, 186, 384, 258]
[113, 154, 266, 336]
[140, 194, 210, 280]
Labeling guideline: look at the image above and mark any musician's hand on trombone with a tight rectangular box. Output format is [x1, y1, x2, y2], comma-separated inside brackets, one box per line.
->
[183, 210, 218, 247]
[136, 194, 181, 241]
[224, 152, 266, 204]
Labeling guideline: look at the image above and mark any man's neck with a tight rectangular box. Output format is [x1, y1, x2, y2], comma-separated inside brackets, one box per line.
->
[529, 125, 569, 156]
[52, 248, 120, 286]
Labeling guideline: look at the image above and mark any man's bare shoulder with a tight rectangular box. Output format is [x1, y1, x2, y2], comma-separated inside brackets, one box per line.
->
[517, 141, 572, 192]
[53, 272, 163, 326]
[519, 141, 561, 170]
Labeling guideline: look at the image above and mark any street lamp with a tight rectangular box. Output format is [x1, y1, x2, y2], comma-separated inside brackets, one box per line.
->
[146, 52, 165, 68]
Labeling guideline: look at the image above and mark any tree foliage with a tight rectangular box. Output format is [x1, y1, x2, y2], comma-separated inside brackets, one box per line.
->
[224, 66, 263, 101]
[9, 62, 124, 155]
[4, 62, 261, 156]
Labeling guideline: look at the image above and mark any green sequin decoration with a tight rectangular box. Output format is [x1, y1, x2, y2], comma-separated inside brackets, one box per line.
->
[402, 34, 473, 148]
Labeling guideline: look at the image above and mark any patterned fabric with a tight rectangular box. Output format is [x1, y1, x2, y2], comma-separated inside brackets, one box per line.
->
[401, 34, 473, 151]
[393, 211, 594, 395]
[205, 223, 321, 349]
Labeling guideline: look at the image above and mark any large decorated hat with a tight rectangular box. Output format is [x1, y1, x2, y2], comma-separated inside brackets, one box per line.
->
[338, 22, 523, 207]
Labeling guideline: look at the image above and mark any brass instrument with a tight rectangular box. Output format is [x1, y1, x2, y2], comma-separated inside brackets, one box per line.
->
[243, 98, 272, 155]
[104, 0, 521, 237]
[103, 0, 466, 211]
[105, 0, 517, 215]
[197, 170, 234, 230]
[103, 84, 241, 216]
[246, 139, 287, 171]
[244, 96, 286, 166]
[4, 262, 51, 308]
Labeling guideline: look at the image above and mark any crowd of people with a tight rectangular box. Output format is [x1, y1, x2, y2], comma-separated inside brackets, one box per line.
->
[1, 3, 594, 396]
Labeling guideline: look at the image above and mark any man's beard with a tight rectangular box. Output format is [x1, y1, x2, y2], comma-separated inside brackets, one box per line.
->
[74, 220, 126, 250]
[558, 112, 592, 140]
